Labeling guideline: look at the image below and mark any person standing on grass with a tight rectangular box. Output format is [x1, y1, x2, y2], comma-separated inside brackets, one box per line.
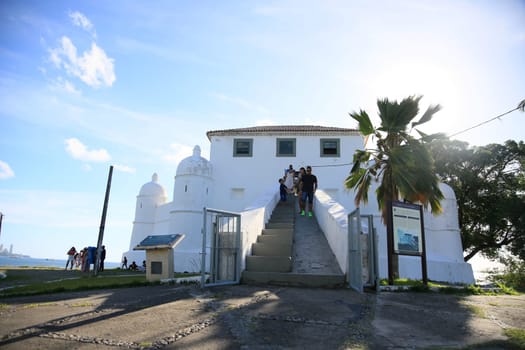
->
[99, 245, 106, 272]
[81, 247, 89, 272]
[299, 166, 318, 217]
[65, 246, 77, 270]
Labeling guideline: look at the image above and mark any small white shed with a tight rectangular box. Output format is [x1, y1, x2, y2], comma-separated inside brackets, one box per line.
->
[134, 234, 185, 282]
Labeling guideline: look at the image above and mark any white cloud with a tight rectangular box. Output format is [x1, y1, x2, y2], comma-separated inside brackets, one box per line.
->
[69, 11, 96, 37]
[0, 160, 15, 179]
[65, 138, 111, 162]
[50, 77, 81, 94]
[62, 80, 80, 94]
[162, 143, 193, 164]
[49, 36, 115, 88]
[114, 164, 136, 173]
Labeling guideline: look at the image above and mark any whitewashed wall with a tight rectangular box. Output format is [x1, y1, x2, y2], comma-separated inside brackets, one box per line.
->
[208, 133, 363, 212]
[239, 186, 280, 270]
[314, 190, 348, 273]
[314, 189, 475, 284]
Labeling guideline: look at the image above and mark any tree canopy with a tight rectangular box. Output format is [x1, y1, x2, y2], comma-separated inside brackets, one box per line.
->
[430, 139, 525, 262]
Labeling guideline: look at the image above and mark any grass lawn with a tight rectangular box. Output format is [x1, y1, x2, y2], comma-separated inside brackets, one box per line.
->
[0, 267, 198, 298]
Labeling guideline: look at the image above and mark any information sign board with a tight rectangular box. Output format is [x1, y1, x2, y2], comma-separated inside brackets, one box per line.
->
[392, 202, 423, 256]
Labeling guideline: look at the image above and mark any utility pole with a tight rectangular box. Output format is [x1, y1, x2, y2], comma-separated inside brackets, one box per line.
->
[94, 165, 113, 276]
[0, 212, 3, 239]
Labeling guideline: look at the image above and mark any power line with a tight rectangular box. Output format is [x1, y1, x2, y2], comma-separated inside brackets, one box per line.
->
[310, 162, 353, 168]
[311, 99, 524, 169]
[449, 100, 524, 138]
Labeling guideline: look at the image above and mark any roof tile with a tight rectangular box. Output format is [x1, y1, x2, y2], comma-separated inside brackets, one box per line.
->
[206, 125, 359, 140]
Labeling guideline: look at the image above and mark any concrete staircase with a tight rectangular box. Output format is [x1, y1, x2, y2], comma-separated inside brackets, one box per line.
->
[245, 200, 294, 273]
[242, 197, 345, 288]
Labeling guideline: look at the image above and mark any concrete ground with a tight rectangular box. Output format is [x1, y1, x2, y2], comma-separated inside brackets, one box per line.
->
[1, 283, 524, 349]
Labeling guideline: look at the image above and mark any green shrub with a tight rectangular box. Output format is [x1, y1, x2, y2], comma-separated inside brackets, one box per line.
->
[488, 256, 525, 292]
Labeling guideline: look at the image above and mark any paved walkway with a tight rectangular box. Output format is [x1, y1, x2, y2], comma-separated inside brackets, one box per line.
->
[1, 283, 523, 349]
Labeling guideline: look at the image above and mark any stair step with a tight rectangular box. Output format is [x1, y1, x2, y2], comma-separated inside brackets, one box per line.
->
[268, 214, 294, 222]
[266, 222, 294, 229]
[257, 234, 292, 245]
[270, 219, 293, 223]
[252, 243, 292, 256]
[269, 219, 293, 224]
[262, 228, 293, 236]
[241, 271, 345, 288]
[246, 256, 292, 272]
[272, 206, 295, 215]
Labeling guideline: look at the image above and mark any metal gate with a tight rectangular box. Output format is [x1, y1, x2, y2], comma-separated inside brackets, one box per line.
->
[361, 214, 380, 292]
[348, 209, 363, 292]
[347, 209, 379, 292]
[201, 208, 241, 287]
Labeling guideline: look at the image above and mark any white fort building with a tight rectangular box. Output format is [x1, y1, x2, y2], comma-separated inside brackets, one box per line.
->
[123, 125, 475, 285]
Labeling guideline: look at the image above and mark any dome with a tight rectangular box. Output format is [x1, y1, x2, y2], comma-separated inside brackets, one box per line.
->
[139, 173, 167, 197]
[176, 145, 212, 176]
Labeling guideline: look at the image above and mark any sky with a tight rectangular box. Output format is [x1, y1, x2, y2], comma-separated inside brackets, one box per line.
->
[0, 1, 524, 264]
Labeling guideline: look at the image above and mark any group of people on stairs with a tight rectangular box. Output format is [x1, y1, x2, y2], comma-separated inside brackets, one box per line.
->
[279, 164, 318, 217]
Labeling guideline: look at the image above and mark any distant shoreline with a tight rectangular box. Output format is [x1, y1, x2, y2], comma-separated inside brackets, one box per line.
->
[0, 254, 31, 259]
[0, 256, 120, 269]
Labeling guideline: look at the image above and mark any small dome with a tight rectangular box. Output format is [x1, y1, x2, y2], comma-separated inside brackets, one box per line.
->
[176, 145, 212, 176]
[139, 173, 167, 197]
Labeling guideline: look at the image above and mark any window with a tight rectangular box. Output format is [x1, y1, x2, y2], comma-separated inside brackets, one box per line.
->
[233, 139, 253, 157]
[320, 138, 340, 157]
[151, 261, 162, 274]
[276, 138, 296, 157]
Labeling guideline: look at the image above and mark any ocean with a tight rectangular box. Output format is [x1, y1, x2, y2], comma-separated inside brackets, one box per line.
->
[0, 256, 120, 269]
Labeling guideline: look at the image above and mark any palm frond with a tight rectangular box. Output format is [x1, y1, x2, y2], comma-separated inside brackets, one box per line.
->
[355, 172, 372, 205]
[345, 167, 366, 189]
[345, 167, 372, 206]
[412, 104, 442, 128]
[415, 130, 448, 143]
[349, 110, 375, 136]
[377, 96, 423, 133]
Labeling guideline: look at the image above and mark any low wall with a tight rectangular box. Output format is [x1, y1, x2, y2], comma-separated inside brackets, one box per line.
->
[314, 190, 475, 285]
[239, 187, 280, 270]
[314, 190, 349, 275]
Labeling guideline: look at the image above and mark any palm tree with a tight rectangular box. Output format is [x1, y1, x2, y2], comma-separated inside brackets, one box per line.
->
[345, 96, 445, 280]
